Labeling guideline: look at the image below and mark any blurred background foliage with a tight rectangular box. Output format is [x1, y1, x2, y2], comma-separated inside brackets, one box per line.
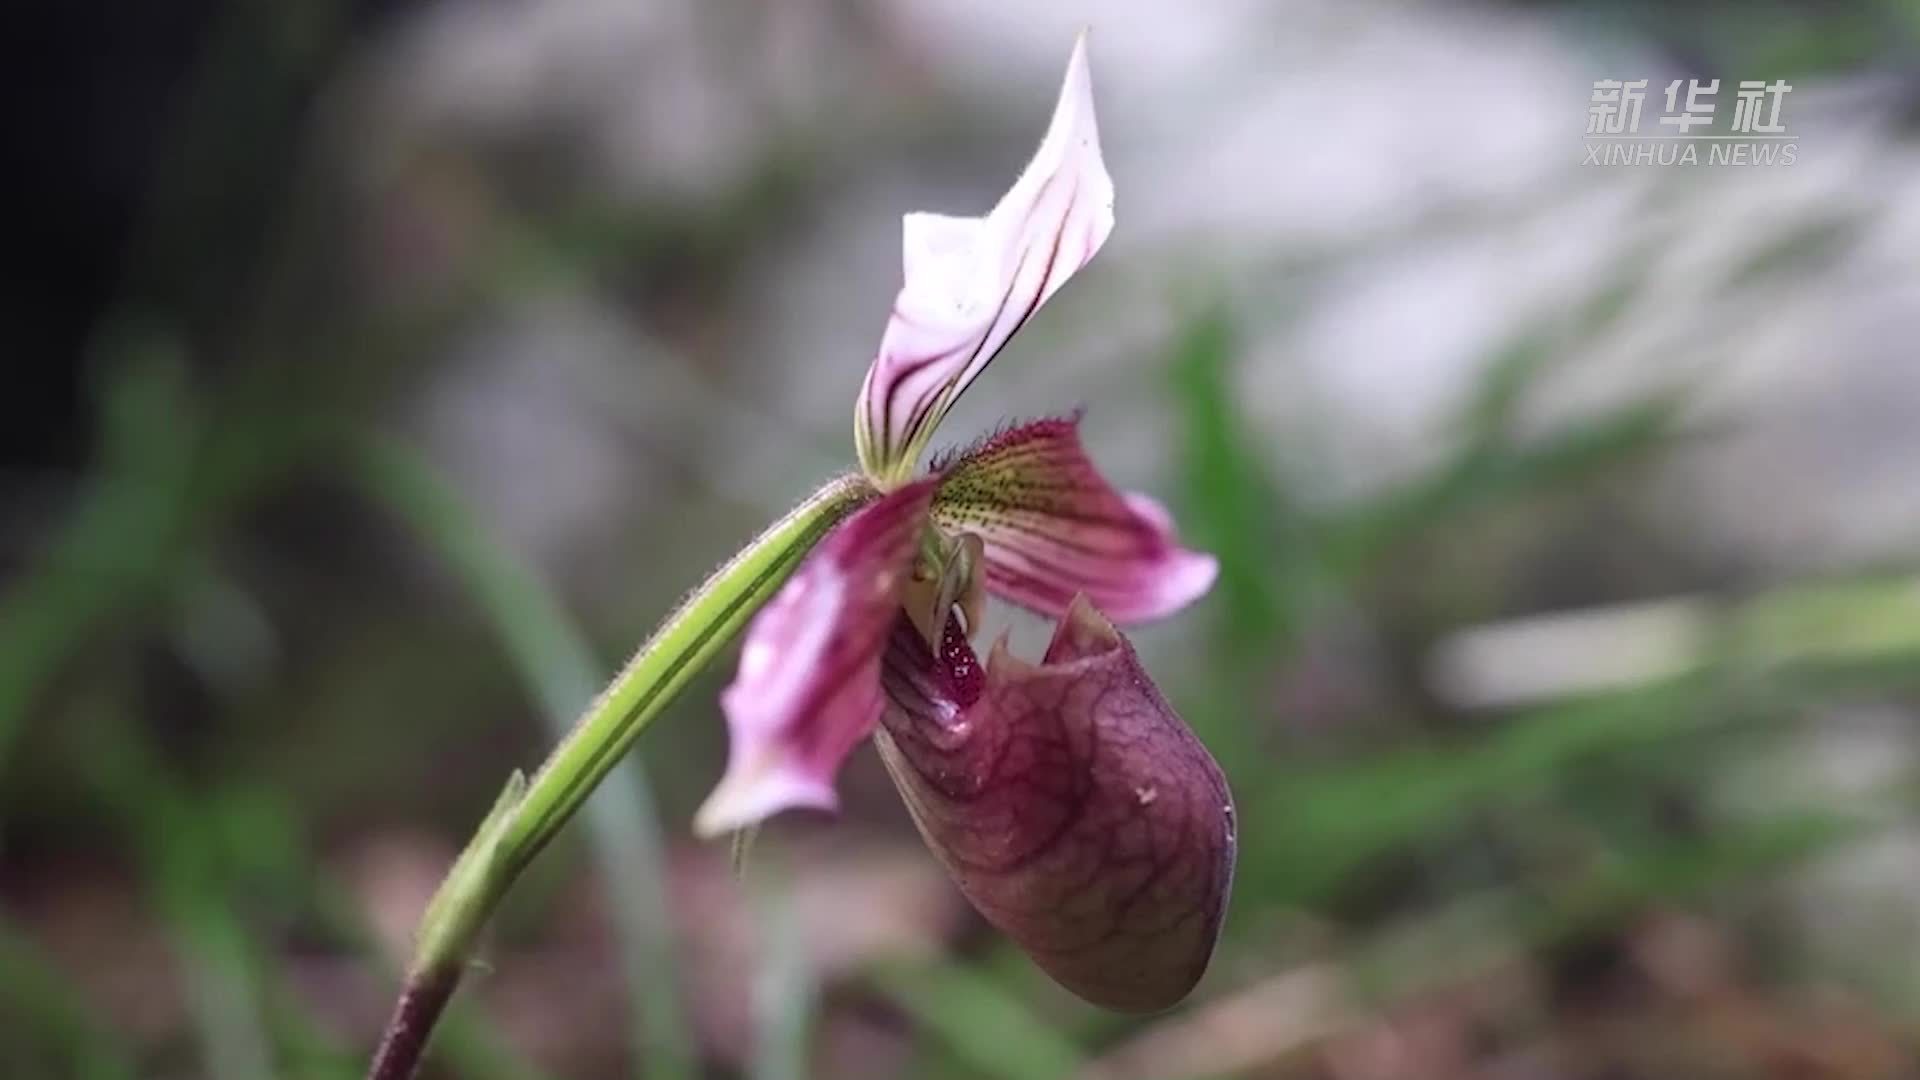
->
[6, 0, 1920, 1077]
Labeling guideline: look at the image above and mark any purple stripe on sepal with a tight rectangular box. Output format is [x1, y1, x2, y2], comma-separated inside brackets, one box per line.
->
[853, 36, 1115, 484]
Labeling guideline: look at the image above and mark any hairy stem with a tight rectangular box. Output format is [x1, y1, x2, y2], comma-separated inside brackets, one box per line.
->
[364, 473, 873, 1080]
[504, 473, 873, 866]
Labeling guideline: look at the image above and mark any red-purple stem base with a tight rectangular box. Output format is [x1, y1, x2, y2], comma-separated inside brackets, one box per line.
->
[366, 965, 461, 1080]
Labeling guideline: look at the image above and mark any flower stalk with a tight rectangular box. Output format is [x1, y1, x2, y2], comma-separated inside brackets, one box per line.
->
[501, 475, 874, 868]
[365, 474, 872, 1080]
[366, 771, 523, 1080]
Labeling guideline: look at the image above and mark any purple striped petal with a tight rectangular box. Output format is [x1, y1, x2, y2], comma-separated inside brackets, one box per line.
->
[931, 416, 1217, 623]
[876, 599, 1236, 1012]
[853, 35, 1115, 486]
[693, 478, 938, 836]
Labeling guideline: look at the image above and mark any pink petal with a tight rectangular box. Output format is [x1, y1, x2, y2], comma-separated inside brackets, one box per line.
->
[876, 599, 1236, 1012]
[693, 478, 938, 836]
[931, 416, 1217, 623]
[854, 35, 1116, 485]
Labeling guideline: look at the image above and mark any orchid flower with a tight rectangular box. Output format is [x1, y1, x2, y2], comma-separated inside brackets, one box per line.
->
[369, 40, 1236, 1080]
[694, 36, 1236, 1012]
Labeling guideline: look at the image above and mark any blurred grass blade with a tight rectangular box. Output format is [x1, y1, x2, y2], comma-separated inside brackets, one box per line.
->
[1166, 304, 1337, 776]
[0, 918, 139, 1080]
[0, 355, 198, 767]
[60, 656, 550, 1080]
[1348, 809, 1869, 1003]
[748, 876, 815, 1080]
[1167, 307, 1293, 655]
[1456, 248, 1653, 442]
[352, 438, 693, 1080]
[1330, 393, 1679, 575]
[1725, 210, 1861, 290]
[1239, 678, 1707, 906]
[873, 960, 1083, 1080]
[173, 902, 276, 1080]
[84, 728, 278, 1080]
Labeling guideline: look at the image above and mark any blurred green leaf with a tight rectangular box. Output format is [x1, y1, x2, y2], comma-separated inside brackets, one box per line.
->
[1457, 250, 1650, 442]
[1241, 679, 1708, 906]
[1725, 212, 1862, 291]
[873, 960, 1083, 1080]
[0, 350, 197, 767]
[1168, 307, 1296, 655]
[0, 918, 139, 1080]
[1329, 394, 1680, 576]
[1347, 808, 1867, 1001]
[748, 875, 817, 1080]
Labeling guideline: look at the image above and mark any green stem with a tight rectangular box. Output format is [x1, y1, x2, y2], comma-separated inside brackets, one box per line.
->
[355, 438, 693, 1079]
[367, 468, 873, 1080]
[504, 471, 873, 866]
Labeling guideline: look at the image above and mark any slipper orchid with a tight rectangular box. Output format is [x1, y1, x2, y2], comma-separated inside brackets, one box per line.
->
[692, 37, 1235, 1011]
[366, 35, 1239, 1080]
